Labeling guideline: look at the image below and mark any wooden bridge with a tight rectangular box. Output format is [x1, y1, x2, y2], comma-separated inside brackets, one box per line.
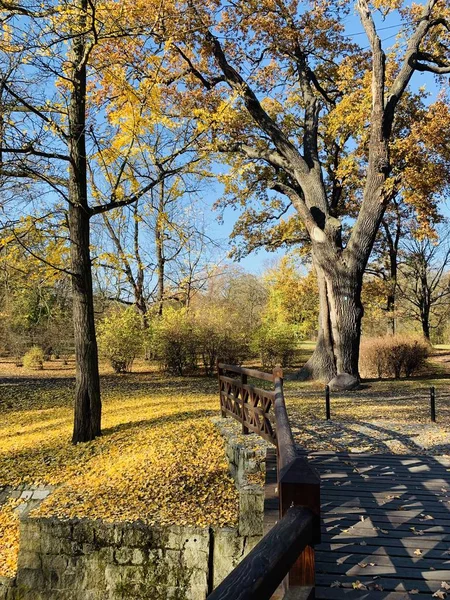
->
[210, 363, 450, 600]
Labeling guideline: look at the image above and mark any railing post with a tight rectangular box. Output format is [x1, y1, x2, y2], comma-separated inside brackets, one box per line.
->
[241, 371, 249, 434]
[325, 385, 331, 421]
[430, 386, 436, 423]
[279, 461, 320, 598]
[217, 359, 226, 418]
[273, 366, 320, 598]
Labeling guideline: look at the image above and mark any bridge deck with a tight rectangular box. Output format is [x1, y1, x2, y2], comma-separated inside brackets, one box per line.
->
[265, 450, 450, 599]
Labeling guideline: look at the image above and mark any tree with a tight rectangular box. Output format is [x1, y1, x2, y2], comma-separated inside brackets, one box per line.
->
[366, 92, 450, 335]
[398, 227, 450, 340]
[0, 1, 192, 441]
[159, 0, 450, 383]
[0, 219, 72, 357]
[263, 256, 319, 340]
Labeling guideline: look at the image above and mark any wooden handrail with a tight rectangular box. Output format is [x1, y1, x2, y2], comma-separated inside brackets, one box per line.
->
[218, 362, 277, 383]
[207, 507, 315, 600]
[273, 366, 297, 470]
[216, 361, 320, 598]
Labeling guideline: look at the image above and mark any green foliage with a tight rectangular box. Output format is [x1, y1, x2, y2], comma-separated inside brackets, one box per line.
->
[252, 322, 297, 370]
[152, 308, 198, 376]
[98, 307, 144, 373]
[360, 335, 429, 379]
[22, 346, 44, 370]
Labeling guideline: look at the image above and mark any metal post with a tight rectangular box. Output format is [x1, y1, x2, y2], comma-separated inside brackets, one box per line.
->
[325, 385, 331, 421]
[430, 386, 436, 423]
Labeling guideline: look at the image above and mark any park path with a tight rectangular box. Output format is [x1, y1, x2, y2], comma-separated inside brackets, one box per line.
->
[265, 449, 450, 599]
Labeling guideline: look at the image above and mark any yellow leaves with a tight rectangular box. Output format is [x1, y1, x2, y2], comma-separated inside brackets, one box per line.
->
[0, 368, 238, 578]
[0, 498, 21, 578]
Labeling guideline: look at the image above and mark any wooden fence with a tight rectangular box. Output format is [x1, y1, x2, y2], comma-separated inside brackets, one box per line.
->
[211, 362, 321, 600]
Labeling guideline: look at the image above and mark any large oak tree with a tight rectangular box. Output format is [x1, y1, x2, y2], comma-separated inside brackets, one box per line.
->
[159, 0, 450, 382]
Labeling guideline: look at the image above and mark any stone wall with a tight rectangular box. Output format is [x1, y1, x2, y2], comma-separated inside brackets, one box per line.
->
[0, 417, 267, 600]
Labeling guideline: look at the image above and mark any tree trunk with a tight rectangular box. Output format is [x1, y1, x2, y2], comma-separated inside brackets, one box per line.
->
[386, 252, 397, 335]
[155, 183, 165, 316]
[69, 205, 102, 443]
[68, 3, 102, 443]
[295, 255, 364, 382]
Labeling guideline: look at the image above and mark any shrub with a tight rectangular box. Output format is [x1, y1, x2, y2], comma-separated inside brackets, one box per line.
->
[23, 346, 44, 370]
[252, 322, 297, 370]
[97, 307, 144, 373]
[195, 309, 250, 375]
[152, 308, 198, 376]
[360, 334, 429, 379]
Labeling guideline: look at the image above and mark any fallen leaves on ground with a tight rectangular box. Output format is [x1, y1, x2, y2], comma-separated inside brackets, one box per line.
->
[0, 498, 21, 578]
[0, 370, 239, 577]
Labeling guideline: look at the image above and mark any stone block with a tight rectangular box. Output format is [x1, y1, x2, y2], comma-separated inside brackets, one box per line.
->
[17, 551, 41, 571]
[121, 522, 154, 547]
[31, 490, 50, 501]
[18, 521, 42, 553]
[131, 549, 145, 565]
[105, 564, 122, 594]
[93, 522, 120, 546]
[212, 528, 243, 586]
[114, 547, 134, 565]
[72, 520, 95, 544]
[167, 526, 208, 553]
[238, 485, 264, 537]
[16, 567, 45, 591]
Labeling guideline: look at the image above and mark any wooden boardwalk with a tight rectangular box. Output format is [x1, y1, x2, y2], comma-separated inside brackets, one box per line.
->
[265, 449, 450, 599]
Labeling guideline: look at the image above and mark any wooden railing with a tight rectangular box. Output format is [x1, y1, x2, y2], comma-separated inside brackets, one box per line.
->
[214, 362, 321, 600]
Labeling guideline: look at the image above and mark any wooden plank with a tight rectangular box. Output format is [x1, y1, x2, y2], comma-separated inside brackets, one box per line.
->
[315, 550, 450, 568]
[316, 561, 450, 579]
[219, 363, 275, 382]
[320, 485, 450, 499]
[316, 573, 441, 599]
[308, 452, 450, 464]
[322, 513, 450, 528]
[315, 542, 450, 559]
[319, 533, 450, 549]
[316, 573, 447, 594]
[316, 588, 433, 599]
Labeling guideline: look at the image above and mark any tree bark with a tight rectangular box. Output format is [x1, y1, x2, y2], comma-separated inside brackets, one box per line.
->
[295, 254, 364, 382]
[155, 182, 165, 316]
[69, 205, 102, 443]
[69, 0, 102, 443]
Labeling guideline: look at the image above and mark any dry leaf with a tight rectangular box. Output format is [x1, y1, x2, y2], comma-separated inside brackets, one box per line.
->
[352, 580, 367, 590]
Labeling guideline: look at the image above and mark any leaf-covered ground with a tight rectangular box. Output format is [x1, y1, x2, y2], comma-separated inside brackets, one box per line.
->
[0, 360, 238, 577]
[2, 353, 450, 578]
